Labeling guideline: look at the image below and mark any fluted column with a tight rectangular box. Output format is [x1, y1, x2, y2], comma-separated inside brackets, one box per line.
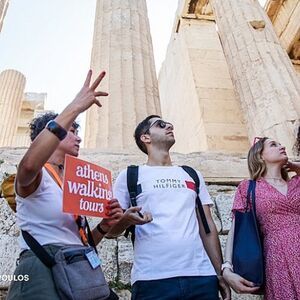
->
[0, 70, 26, 146]
[85, 0, 161, 150]
[159, 0, 249, 154]
[0, 0, 9, 33]
[210, 0, 300, 154]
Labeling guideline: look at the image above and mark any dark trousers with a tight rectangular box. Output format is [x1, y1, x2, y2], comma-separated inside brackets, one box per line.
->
[131, 275, 219, 300]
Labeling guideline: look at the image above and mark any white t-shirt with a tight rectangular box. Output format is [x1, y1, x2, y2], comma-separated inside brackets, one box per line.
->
[16, 168, 83, 250]
[113, 165, 216, 284]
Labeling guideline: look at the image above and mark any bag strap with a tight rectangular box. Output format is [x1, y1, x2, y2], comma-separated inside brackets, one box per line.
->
[124, 165, 139, 244]
[181, 166, 211, 234]
[22, 222, 98, 267]
[85, 217, 98, 254]
[251, 180, 257, 216]
[21, 230, 55, 268]
[22, 218, 98, 268]
[247, 180, 257, 216]
[246, 180, 255, 209]
[247, 180, 263, 255]
[44, 163, 62, 186]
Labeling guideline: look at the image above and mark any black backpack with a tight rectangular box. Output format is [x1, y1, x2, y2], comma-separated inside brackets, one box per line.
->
[125, 165, 211, 244]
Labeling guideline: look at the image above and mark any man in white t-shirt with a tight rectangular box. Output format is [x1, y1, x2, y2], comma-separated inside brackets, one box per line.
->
[113, 115, 231, 300]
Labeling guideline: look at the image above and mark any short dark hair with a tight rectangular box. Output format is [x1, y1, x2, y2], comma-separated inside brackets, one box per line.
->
[29, 112, 79, 141]
[134, 115, 161, 154]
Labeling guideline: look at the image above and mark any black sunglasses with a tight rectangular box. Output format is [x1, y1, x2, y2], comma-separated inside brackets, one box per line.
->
[145, 119, 173, 133]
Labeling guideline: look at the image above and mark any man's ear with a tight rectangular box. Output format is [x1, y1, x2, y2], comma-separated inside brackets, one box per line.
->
[140, 134, 151, 145]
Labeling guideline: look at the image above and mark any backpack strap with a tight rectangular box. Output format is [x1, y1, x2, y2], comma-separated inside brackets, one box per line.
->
[124, 165, 139, 244]
[127, 165, 139, 207]
[181, 165, 211, 234]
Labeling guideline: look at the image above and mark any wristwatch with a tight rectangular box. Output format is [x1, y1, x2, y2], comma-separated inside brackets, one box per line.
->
[96, 223, 108, 235]
[45, 120, 67, 141]
[221, 261, 233, 275]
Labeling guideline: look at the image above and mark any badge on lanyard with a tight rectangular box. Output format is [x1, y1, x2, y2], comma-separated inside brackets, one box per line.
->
[85, 249, 101, 269]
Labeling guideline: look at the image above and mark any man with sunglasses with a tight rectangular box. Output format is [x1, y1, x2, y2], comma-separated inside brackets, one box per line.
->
[112, 115, 231, 300]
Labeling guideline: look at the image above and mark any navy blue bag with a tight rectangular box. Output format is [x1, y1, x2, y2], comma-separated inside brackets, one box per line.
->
[232, 180, 265, 289]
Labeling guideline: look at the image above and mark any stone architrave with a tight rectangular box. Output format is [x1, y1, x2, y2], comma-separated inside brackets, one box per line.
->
[85, 0, 161, 150]
[0, 70, 26, 147]
[210, 0, 300, 154]
[0, 0, 9, 33]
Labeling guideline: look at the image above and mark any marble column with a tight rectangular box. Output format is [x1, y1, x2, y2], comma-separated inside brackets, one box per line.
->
[0, 69, 26, 146]
[0, 0, 9, 33]
[159, 0, 249, 153]
[210, 0, 300, 154]
[85, 0, 161, 150]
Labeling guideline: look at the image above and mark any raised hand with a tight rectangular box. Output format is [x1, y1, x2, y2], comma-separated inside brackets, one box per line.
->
[71, 70, 108, 114]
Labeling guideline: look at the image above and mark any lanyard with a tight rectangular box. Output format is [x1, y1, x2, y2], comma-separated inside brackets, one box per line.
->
[44, 163, 88, 245]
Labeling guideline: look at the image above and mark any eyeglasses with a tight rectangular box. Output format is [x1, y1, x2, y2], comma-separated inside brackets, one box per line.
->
[145, 119, 173, 133]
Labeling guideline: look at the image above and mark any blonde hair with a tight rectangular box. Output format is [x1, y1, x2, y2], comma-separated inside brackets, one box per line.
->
[247, 137, 288, 180]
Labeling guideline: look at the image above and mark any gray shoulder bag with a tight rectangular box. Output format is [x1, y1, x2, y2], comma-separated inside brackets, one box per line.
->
[21, 222, 113, 300]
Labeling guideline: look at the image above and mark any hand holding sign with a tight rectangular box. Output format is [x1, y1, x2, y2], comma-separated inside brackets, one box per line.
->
[98, 199, 124, 233]
[63, 155, 113, 218]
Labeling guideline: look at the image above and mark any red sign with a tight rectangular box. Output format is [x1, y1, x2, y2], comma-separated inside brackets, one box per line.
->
[63, 155, 112, 218]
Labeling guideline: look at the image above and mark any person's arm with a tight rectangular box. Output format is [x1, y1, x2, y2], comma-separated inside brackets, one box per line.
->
[195, 170, 230, 299]
[16, 70, 108, 197]
[198, 206, 231, 300]
[222, 220, 260, 294]
[89, 199, 152, 244]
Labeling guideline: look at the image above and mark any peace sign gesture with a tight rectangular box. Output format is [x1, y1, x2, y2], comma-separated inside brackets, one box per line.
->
[72, 70, 108, 113]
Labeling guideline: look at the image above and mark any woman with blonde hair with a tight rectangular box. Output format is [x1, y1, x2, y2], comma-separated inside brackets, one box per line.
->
[222, 137, 300, 300]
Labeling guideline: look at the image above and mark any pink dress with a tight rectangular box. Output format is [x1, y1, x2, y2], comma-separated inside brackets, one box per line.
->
[232, 176, 300, 300]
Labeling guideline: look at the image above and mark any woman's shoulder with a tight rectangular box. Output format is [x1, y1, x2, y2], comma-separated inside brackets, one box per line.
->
[237, 179, 250, 191]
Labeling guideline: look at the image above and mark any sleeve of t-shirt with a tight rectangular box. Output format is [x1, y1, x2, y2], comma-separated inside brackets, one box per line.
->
[113, 169, 130, 210]
[196, 170, 213, 206]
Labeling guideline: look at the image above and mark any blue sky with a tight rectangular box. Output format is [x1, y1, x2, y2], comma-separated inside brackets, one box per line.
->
[0, 1, 177, 112]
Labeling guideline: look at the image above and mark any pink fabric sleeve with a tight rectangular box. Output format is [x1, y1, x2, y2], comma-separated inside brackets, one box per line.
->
[232, 179, 249, 216]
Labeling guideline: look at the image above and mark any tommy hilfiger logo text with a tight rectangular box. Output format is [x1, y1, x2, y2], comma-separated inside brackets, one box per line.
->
[153, 178, 186, 189]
